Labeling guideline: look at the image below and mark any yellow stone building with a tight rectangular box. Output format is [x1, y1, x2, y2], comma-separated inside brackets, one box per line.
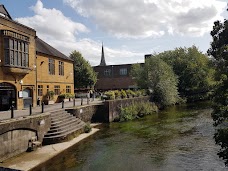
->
[0, 5, 74, 111]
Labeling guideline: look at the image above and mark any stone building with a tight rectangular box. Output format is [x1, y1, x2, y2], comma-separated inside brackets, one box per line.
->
[93, 44, 137, 91]
[0, 5, 74, 111]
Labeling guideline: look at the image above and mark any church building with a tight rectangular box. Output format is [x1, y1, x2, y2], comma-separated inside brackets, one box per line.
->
[93, 44, 137, 91]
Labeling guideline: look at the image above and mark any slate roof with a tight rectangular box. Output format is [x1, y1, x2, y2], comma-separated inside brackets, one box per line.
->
[36, 37, 73, 62]
[0, 4, 12, 19]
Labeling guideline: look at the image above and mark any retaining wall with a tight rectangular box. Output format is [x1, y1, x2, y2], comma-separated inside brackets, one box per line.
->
[0, 113, 51, 162]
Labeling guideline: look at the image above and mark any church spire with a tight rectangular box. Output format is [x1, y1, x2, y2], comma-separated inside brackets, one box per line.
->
[99, 42, 106, 66]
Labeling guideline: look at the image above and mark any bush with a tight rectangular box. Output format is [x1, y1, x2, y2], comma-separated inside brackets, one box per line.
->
[114, 90, 121, 99]
[121, 90, 127, 99]
[125, 89, 136, 98]
[84, 123, 92, 133]
[119, 102, 158, 122]
[47, 91, 54, 100]
[104, 91, 115, 100]
[135, 90, 142, 97]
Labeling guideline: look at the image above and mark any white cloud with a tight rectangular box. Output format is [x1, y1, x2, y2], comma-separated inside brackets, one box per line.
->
[64, 0, 227, 38]
[15, 0, 143, 65]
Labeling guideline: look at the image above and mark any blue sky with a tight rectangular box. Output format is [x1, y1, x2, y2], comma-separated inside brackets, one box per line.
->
[1, 0, 227, 66]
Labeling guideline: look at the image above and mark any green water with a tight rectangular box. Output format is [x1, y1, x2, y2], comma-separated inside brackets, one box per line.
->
[34, 103, 226, 171]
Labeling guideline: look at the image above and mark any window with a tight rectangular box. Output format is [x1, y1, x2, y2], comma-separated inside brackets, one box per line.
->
[54, 85, 60, 95]
[59, 61, 64, 76]
[4, 38, 29, 67]
[104, 69, 111, 76]
[66, 86, 71, 93]
[47, 85, 49, 93]
[49, 58, 55, 75]
[120, 68, 127, 75]
[38, 85, 43, 96]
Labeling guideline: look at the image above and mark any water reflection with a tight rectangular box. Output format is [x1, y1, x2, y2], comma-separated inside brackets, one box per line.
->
[33, 103, 226, 171]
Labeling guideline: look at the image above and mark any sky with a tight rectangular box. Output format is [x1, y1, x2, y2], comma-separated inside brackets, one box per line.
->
[1, 0, 227, 66]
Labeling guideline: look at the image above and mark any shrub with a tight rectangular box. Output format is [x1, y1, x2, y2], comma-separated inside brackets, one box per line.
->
[114, 90, 121, 99]
[84, 123, 92, 133]
[58, 94, 66, 98]
[47, 91, 54, 100]
[125, 89, 136, 98]
[104, 91, 115, 100]
[120, 90, 127, 99]
[135, 90, 142, 97]
[119, 102, 158, 122]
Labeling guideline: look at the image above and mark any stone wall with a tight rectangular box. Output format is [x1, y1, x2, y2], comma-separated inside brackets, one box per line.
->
[0, 113, 51, 162]
[104, 96, 151, 122]
[66, 104, 107, 123]
[67, 96, 151, 123]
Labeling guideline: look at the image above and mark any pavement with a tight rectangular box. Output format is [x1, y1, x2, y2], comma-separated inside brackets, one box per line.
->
[0, 127, 100, 171]
[0, 98, 103, 121]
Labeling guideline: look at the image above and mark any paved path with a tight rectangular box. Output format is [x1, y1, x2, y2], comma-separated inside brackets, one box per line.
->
[0, 98, 103, 121]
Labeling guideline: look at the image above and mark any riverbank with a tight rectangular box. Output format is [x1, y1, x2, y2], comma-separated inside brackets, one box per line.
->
[0, 127, 100, 171]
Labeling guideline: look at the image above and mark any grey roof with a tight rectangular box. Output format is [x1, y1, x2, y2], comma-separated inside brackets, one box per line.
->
[36, 37, 73, 62]
[0, 5, 12, 19]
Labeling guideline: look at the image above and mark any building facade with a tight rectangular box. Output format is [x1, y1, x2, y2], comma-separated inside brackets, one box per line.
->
[0, 5, 74, 111]
[93, 44, 137, 91]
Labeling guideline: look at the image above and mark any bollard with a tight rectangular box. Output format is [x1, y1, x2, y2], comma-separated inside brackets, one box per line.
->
[29, 104, 32, 115]
[73, 98, 76, 107]
[11, 105, 14, 118]
[41, 102, 44, 113]
[62, 101, 64, 108]
[81, 97, 83, 105]
[87, 97, 89, 105]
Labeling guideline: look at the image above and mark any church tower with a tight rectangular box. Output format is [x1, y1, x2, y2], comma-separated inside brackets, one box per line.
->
[99, 43, 106, 66]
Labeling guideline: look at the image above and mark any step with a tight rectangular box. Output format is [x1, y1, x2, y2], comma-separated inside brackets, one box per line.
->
[44, 122, 85, 137]
[48, 119, 83, 133]
[51, 114, 74, 123]
[50, 118, 81, 131]
[50, 110, 69, 117]
[51, 116, 75, 125]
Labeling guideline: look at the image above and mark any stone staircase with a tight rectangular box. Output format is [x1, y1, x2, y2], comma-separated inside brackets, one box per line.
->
[43, 109, 86, 145]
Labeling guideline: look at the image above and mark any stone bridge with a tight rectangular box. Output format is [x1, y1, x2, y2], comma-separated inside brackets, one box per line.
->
[0, 113, 51, 162]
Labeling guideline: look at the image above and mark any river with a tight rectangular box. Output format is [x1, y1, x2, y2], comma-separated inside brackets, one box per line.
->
[34, 102, 227, 171]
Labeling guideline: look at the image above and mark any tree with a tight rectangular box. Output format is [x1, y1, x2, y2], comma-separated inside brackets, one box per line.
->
[69, 50, 97, 89]
[208, 11, 228, 165]
[158, 46, 215, 102]
[131, 57, 180, 106]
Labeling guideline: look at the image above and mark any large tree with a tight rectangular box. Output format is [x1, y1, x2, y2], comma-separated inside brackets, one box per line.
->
[69, 50, 97, 89]
[208, 11, 228, 165]
[157, 46, 215, 102]
[131, 57, 180, 106]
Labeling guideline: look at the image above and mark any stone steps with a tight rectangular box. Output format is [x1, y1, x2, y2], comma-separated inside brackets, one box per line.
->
[43, 110, 85, 145]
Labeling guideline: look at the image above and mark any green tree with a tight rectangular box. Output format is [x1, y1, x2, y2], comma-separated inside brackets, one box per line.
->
[208, 11, 228, 165]
[69, 50, 97, 88]
[131, 57, 179, 106]
[158, 46, 215, 102]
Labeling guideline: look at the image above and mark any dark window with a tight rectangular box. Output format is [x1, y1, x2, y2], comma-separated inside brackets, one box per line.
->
[38, 85, 43, 96]
[4, 38, 29, 68]
[49, 58, 55, 75]
[59, 61, 64, 76]
[54, 85, 60, 95]
[104, 69, 111, 76]
[120, 68, 127, 75]
[66, 86, 71, 93]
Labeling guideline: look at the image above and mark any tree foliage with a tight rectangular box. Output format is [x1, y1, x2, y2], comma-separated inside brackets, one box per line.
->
[69, 50, 97, 88]
[131, 57, 180, 106]
[157, 46, 215, 102]
[208, 13, 228, 165]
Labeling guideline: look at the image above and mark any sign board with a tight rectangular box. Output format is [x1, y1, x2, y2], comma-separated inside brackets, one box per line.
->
[18, 91, 23, 98]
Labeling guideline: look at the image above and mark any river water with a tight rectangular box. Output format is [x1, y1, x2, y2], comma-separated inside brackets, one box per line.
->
[34, 102, 227, 171]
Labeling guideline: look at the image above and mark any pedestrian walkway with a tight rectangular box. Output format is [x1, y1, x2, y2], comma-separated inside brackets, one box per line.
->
[0, 98, 102, 121]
